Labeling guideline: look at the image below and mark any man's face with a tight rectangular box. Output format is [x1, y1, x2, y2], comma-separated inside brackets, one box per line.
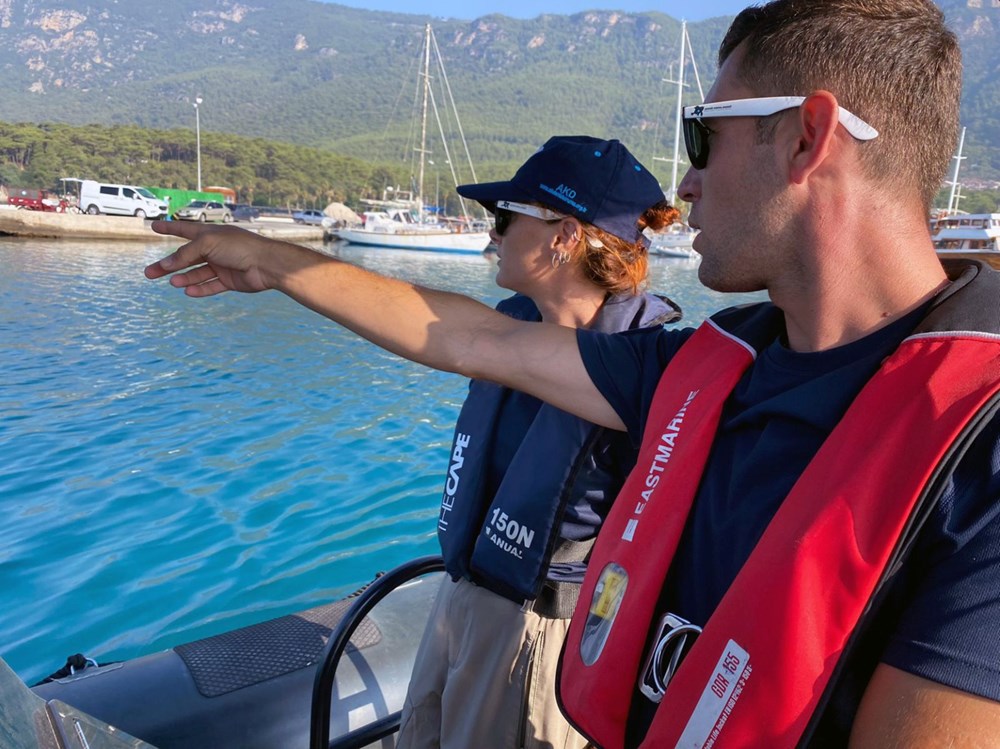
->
[678, 47, 793, 294]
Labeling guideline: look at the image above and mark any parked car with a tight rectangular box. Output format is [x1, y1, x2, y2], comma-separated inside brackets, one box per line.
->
[225, 203, 261, 223]
[175, 200, 232, 223]
[78, 180, 167, 219]
[292, 209, 326, 225]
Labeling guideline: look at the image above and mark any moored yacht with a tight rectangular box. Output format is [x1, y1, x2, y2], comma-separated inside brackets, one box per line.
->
[335, 207, 491, 254]
[932, 213, 1000, 269]
[648, 20, 702, 260]
[335, 24, 491, 254]
[649, 223, 700, 259]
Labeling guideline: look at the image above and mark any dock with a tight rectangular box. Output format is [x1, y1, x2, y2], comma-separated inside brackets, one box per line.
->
[0, 207, 326, 243]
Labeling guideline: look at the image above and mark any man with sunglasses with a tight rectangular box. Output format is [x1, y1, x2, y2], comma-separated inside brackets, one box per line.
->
[146, 0, 1000, 745]
[555, 3, 1000, 747]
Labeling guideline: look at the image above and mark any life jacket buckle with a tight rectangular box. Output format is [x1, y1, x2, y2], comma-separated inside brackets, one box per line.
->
[638, 612, 702, 703]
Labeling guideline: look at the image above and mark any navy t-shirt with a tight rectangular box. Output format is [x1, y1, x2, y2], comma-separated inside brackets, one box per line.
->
[577, 303, 1000, 745]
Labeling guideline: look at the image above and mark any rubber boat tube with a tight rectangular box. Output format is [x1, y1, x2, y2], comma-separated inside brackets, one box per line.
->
[31, 572, 443, 749]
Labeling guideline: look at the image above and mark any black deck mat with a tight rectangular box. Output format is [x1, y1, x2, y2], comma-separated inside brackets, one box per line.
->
[175, 598, 382, 697]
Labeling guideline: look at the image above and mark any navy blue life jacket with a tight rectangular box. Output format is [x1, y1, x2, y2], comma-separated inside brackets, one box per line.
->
[437, 292, 681, 603]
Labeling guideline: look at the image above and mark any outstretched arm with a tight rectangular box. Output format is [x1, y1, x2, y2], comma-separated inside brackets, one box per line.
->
[145, 221, 625, 430]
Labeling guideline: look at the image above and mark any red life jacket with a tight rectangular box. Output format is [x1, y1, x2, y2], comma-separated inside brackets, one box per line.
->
[559, 266, 1000, 749]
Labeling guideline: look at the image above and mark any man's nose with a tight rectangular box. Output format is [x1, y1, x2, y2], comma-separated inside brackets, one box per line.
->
[677, 167, 700, 204]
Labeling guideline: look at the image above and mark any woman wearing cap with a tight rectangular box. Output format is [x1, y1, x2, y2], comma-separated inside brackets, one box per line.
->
[397, 136, 681, 749]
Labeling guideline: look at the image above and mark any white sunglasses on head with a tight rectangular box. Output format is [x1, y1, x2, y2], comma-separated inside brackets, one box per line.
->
[682, 96, 879, 169]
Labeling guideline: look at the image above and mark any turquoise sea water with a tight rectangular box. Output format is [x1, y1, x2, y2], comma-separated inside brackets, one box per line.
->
[0, 237, 757, 685]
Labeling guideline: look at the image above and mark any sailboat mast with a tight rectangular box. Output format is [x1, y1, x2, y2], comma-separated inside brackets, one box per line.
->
[417, 23, 432, 220]
[947, 126, 966, 216]
[669, 21, 687, 204]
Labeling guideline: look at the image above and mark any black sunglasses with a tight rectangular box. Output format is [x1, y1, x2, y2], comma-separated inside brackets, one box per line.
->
[494, 207, 515, 236]
[682, 96, 878, 171]
[682, 117, 713, 170]
[492, 200, 566, 236]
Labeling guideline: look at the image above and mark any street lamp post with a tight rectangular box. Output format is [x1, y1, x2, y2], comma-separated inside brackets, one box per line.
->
[193, 95, 203, 192]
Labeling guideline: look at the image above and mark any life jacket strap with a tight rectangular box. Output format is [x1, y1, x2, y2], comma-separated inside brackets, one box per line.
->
[527, 580, 580, 619]
[529, 537, 597, 618]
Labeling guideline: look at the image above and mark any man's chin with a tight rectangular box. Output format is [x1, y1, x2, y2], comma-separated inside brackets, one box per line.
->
[697, 264, 764, 295]
[697, 270, 729, 293]
[696, 257, 725, 291]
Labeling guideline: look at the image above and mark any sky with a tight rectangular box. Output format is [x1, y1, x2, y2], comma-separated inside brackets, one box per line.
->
[319, 0, 748, 22]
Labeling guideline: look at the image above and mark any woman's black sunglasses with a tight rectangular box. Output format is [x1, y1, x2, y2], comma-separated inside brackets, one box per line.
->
[494, 207, 515, 236]
[492, 200, 566, 236]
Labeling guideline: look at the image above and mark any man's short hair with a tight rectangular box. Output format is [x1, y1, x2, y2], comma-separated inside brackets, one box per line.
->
[720, 0, 962, 211]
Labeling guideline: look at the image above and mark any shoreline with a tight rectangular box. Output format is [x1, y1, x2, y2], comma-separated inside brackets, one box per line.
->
[0, 208, 325, 242]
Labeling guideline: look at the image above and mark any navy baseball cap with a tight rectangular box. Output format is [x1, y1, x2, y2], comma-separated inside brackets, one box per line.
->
[456, 135, 666, 244]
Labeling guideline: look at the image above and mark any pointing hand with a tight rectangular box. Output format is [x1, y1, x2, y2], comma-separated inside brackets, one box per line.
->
[144, 220, 277, 295]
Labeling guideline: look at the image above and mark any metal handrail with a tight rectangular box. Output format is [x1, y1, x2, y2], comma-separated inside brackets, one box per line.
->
[324, 713, 403, 749]
[310, 555, 446, 749]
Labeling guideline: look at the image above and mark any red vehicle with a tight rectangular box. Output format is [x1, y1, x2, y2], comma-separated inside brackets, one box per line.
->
[7, 188, 73, 212]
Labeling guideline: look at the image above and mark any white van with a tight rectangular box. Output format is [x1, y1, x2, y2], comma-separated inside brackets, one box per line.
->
[78, 180, 168, 219]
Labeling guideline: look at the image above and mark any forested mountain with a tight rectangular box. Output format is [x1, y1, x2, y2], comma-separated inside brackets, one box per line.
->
[0, 121, 409, 209]
[0, 0, 997, 188]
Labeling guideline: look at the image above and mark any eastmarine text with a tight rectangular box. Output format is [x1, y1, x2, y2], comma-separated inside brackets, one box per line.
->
[621, 390, 699, 542]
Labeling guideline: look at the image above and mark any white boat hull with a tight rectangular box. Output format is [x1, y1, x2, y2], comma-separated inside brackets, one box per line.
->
[336, 227, 491, 254]
[650, 230, 700, 259]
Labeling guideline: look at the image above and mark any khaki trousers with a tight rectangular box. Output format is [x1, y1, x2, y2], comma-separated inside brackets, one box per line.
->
[397, 577, 589, 749]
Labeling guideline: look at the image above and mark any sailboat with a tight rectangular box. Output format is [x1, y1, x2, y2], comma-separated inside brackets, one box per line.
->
[650, 20, 702, 259]
[335, 25, 492, 254]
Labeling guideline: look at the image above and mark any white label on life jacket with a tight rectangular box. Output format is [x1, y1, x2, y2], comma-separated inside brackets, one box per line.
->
[438, 433, 471, 532]
[622, 389, 699, 542]
[676, 640, 751, 749]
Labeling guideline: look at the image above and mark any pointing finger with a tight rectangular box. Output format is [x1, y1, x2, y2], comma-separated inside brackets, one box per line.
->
[151, 220, 202, 240]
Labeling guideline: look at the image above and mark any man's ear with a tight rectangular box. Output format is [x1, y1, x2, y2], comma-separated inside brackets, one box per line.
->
[788, 90, 841, 184]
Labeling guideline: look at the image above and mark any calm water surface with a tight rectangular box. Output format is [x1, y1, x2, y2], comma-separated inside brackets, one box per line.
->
[0, 237, 760, 684]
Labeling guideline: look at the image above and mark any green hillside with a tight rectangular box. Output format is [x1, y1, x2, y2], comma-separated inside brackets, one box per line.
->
[0, 121, 422, 209]
[0, 0, 997, 187]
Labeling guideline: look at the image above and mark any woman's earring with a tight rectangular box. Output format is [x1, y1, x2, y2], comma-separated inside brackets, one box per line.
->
[551, 251, 571, 269]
